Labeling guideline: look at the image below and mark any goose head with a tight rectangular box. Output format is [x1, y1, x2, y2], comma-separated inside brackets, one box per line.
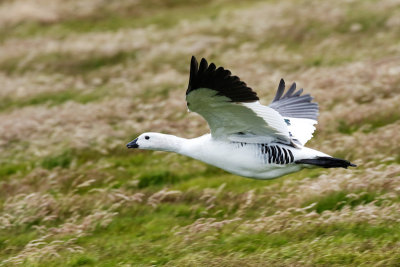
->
[127, 132, 183, 152]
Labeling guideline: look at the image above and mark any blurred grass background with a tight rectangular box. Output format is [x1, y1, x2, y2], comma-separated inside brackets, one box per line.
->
[1, 0, 400, 266]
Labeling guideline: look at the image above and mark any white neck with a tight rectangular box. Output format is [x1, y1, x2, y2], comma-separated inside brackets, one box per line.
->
[142, 133, 208, 160]
[155, 134, 188, 153]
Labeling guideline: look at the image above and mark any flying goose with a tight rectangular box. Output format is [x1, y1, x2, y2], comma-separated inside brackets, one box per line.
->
[127, 56, 356, 179]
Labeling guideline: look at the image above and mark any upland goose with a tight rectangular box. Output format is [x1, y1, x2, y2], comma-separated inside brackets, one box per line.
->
[127, 56, 356, 179]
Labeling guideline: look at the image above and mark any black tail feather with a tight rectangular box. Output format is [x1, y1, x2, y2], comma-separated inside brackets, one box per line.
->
[295, 157, 357, 169]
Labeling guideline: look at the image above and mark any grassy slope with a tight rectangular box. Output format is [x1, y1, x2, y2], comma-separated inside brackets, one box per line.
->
[1, 0, 400, 266]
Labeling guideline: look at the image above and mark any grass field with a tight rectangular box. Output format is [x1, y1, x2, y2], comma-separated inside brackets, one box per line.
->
[1, 0, 400, 266]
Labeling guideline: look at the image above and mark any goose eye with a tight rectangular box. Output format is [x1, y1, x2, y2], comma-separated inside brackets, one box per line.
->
[145, 136, 150, 140]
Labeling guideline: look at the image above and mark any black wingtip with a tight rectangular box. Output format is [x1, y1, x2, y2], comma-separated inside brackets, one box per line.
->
[279, 78, 285, 88]
[190, 56, 198, 71]
[186, 57, 259, 102]
[188, 56, 199, 93]
[199, 58, 208, 73]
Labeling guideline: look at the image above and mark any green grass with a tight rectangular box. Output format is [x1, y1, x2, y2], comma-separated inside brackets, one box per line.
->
[31, 220, 400, 266]
[41, 150, 73, 170]
[0, 88, 109, 112]
[338, 112, 400, 134]
[0, 0, 261, 41]
[0, 51, 138, 75]
[303, 190, 378, 213]
[0, 162, 29, 177]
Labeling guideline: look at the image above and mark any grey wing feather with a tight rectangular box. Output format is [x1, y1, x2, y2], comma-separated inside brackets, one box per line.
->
[269, 79, 319, 120]
[272, 79, 285, 102]
[283, 82, 297, 98]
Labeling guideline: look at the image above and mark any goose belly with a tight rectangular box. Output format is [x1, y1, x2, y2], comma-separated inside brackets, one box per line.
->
[192, 141, 302, 180]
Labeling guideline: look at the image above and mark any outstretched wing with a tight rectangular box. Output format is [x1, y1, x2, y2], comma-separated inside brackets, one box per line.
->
[269, 79, 319, 145]
[186, 56, 293, 145]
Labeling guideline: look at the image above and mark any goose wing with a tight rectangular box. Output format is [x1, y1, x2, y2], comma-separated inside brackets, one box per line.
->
[186, 56, 293, 145]
[269, 79, 319, 145]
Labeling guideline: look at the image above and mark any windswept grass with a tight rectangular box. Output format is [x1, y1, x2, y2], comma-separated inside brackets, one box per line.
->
[1, 0, 400, 266]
